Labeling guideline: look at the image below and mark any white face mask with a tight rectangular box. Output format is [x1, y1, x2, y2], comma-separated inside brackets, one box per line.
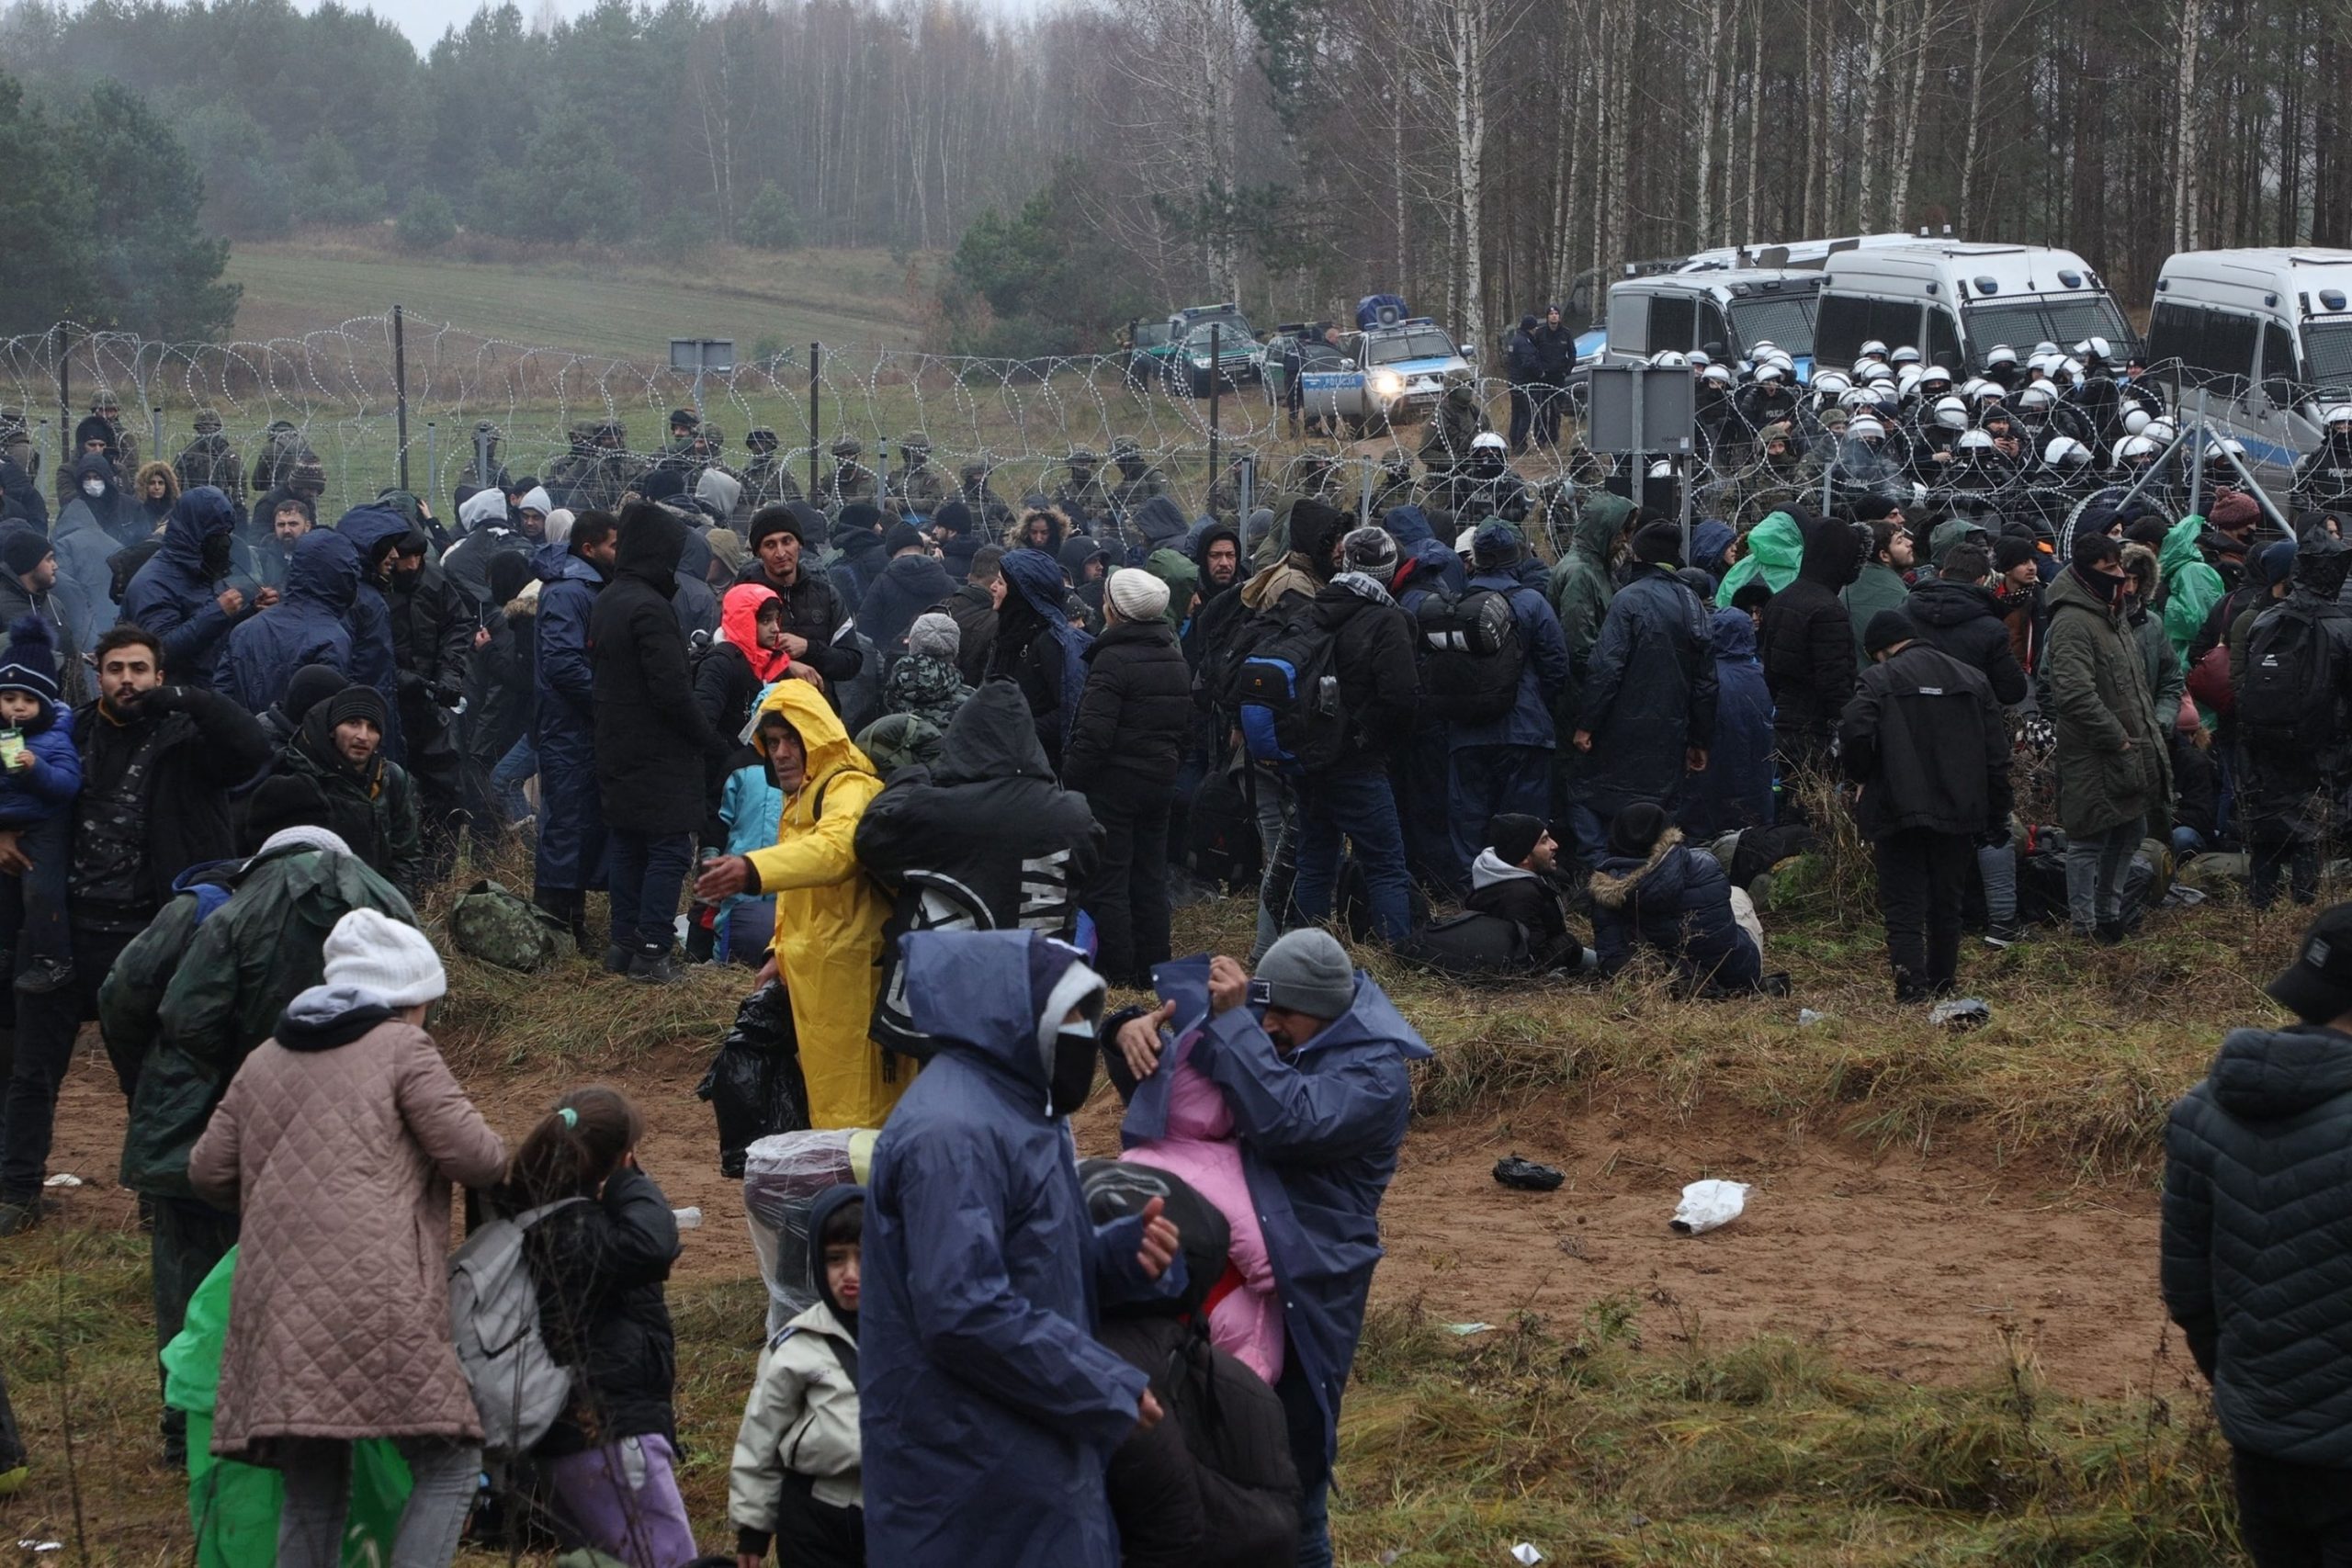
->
[82, 479, 105, 498]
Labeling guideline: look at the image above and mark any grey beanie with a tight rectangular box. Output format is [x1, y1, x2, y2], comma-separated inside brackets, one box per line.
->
[1256, 929, 1356, 1020]
[907, 611, 961, 660]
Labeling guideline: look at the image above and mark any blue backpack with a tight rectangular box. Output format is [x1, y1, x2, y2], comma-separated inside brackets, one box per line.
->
[1230, 607, 1348, 775]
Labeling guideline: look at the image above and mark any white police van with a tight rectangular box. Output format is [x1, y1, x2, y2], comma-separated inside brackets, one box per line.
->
[2145, 247, 2352, 491]
[1295, 314, 1476, 435]
[1594, 269, 1826, 375]
[1814, 242, 2136, 373]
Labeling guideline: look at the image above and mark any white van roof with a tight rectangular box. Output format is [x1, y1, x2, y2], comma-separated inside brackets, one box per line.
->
[1614, 268, 1824, 304]
[1826, 242, 2108, 301]
[2157, 248, 2352, 318]
[1673, 233, 1917, 273]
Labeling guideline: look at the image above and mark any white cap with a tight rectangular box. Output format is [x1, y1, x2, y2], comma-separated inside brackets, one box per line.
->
[320, 908, 447, 1009]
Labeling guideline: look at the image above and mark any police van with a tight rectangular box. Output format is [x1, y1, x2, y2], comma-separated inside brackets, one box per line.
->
[1566, 232, 1918, 357]
[1593, 269, 1826, 374]
[2144, 247, 2352, 489]
[1814, 243, 2136, 373]
[1292, 310, 1477, 435]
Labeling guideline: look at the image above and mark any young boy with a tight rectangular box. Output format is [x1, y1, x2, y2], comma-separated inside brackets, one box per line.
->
[0, 615, 82, 994]
[730, 1184, 865, 1568]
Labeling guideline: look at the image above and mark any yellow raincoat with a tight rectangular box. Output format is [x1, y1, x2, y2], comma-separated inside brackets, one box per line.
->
[742, 679, 906, 1129]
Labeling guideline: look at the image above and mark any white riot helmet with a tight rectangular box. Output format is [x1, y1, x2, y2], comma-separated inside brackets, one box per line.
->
[1647, 458, 1676, 479]
[1649, 350, 1689, 368]
[1920, 367, 1955, 393]
[1890, 345, 1923, 367]
[2056, 357, 2085, 382]
[2017, 383, 2055, 411]
[1754, 362, 1787, 385]
[1839, 387, 1878, 411]
[2044, 435, 2092, 470]
[2325, 403, 2352, 432]
[1811, 369, 1852, 398]
[1985, 345, 2019, 368]
[1971, 380, 2005, 405]
[1471, 431, 1508, 453]
[1932, 396, 1969, 431]
[1688, 349, 1713, 369]
[1702, 364, 1734, 388]
[2118, 434, 2161, 463]
[2028, 352, 2060, 378]
[2144, 417, 2177, 445]
[1897, 366, 1925, 399]
[2076, 335, 2112, 361]
[1957, 429, 1996, 453]
[2121, 406, 2152, 436]
[1762, 347, 1795, 372]
[1750, 339, 1780, 355]
[1849, 416, 1887, 443]
[1859, 338, 1890, 361]
[2032, 340, 2060, 357]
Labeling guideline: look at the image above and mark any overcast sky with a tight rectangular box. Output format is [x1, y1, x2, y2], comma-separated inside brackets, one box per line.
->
[361, 0, 1049, 48]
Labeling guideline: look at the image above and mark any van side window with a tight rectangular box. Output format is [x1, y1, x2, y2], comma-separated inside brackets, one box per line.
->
[1607, 293, 1650, 356]
[1873, 299, 1924, 355]
[1925, 308, 1962, 370]
[2262, 320, 2300, 405]
[1697, 301, 1730, 357]
[1815, 295, 1870, 367]
[1648, 295, 1696, 354]
[2204, 312, 2258, 395]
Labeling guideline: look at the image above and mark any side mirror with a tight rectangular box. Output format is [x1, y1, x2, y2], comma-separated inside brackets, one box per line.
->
[1340, 359, 1356, 371]
[1462, 344, 1480, 359]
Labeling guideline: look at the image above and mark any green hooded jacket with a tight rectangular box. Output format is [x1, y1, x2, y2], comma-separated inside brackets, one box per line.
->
[1714, 511, 1804, 607]
[2041, 567, 2173, 838]
[2159, 513, 2226, 658]
[1546, 492, 1633, 722]
[1144, 547, 1203, 634]
[107, 837, 416, 1198]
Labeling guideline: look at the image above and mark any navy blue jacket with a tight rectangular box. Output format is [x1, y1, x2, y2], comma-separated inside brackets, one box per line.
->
[224, 529, 358, 714]
[1449, 570, 1572, 750]
[1573, 565, 1719, 819]
[123, 487, 243, 692]
[533, 544, 604, 750]
[331, 507, 411, 761]
[1588, 829, 1761, 991]
[1189, 970, 1430, 1461]
[862, 930, 1169, 1568]
[1686, 607, 1776, 839]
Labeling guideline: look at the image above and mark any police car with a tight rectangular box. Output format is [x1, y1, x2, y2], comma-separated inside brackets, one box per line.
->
[1122, 303, 1264, 397]
[1295, 306, 1477, 434]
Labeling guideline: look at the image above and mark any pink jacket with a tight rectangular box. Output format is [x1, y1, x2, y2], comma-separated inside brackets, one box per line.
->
[1125, 1055, 1284, 1384]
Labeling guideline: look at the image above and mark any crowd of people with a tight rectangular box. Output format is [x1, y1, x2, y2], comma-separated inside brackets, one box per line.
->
[2, 341, 2351, 1565]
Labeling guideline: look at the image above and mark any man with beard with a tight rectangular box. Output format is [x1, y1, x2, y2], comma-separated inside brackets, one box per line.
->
[121, 488, 270, 695]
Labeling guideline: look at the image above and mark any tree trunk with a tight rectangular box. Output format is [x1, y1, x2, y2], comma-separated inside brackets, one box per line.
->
[1693, 0, 1727, 248]
[1857, 0, 1894, 230]
[1959, 0, 1991, 235]
[2175, 0, 2203, 251]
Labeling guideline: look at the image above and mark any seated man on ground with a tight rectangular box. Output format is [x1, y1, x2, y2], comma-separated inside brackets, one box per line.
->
[1588, 801, 1771, 997]
[1463, 812, 1592, 975]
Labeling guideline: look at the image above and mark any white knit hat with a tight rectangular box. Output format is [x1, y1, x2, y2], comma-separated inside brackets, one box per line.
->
[320, 908, 447, 1008]
[1106, 567, 1170, 623]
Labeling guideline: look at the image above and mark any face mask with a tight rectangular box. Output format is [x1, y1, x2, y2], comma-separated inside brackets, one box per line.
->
[82, 479, 105, 498]
[1047, 1021, 1098, 1117]
[199, 534, 232, 578]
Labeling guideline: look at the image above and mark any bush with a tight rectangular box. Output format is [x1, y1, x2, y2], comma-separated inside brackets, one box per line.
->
[740, 181, 798, 251]
[396, 190, 458, 251]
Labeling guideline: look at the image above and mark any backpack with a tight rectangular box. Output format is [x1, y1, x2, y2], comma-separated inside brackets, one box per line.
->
[447, 1197, 586, 1456]
[1414, 585, 1524, 724]
[448, 878, 572, 970]
[1230, 607, 1348, 774]
[2237, 604, 2338, 749]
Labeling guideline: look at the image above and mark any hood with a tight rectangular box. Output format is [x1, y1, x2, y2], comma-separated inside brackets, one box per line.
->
[1589, 825, 1691, 909]
[336, 506, 413, 577]
[535, 539, 602, 586]
[1798, 510, 1864, 590]
[1905, 577, 1998, 629]
[831, 515, 886, 558]
[1715, 511, 1805, 605]
[73, 414, 118, 456]
[755, 673, 874, 795]
[1287, 500, 1349, 580]
[933, 679, 1056, 784]
[70, 451, 120, 502]
[806, 1182, 865, 1337]
[719, 581, 788, 682]
[1132, 494, 1189, 549]
[1059, 534, 1111, 577]
[1927, 518, 1988, 568]
[2160, 512, 2210, 578]
[675, 525, 714, 582]
[457, 487, 510, 533]
[1396, 538, 1468, 599]
[284, 527, 363, 614]
[1574, 492, 1634, 558]
[1384, 505, 1436, 547]
[1143, 547, 1200, 628]
[616, 505, 687, 589]
[2205, 1026, 2352, 1120]
[2291, 534, 2352, 600]
[901, 928, 1103, 1093]
[876, 549, 956, 604]
[1191, 519, 1240, 590]
[1001, 545, 1073, 623]
[1469, 847, 1534, 891]
[696, 467, 742, 519]
[1709, 604, 1757, 657]
[161, 487, 239, 573]
[1690, 518, 1736, 574]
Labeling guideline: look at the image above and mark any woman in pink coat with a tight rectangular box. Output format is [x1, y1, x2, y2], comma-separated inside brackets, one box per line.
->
[189, 908, 506, 1568]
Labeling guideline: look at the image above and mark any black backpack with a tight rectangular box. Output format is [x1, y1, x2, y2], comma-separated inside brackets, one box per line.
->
[2237, 604, 2339, 750]
[1231, 606, 1349, 774]
[1414, 585, 1523, 725]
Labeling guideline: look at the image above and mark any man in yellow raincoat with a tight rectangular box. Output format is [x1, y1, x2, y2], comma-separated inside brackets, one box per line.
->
[694, 678, 906, 1128]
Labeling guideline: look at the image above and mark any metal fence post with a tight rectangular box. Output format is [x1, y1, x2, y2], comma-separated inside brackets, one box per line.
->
[1208, 324, 1222, 511]
[808, 343, 822, 498]
[55, 337, 71, 480]
[393, 304, 411, 493]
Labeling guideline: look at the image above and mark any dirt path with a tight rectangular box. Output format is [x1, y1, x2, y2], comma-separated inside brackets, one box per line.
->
[39, 1033, 2168, 1398]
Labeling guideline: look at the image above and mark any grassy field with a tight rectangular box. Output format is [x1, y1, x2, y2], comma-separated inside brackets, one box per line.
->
[226, 234, 926, 359]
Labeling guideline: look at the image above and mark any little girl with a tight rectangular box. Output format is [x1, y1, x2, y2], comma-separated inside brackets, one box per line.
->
[510, 1088, 696, 1566]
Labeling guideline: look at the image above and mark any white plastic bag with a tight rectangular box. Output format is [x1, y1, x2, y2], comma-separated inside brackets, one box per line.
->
[1670, 1179, 1749, 1235]
[743, 1128, 876, 1332]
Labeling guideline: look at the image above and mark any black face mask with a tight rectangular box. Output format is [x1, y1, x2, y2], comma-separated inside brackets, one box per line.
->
[199, 533, 232, 579]
[391, 566, 423, 589]
[1047, 1021, 1098, 1117]
[2076, 563, 2128, 605]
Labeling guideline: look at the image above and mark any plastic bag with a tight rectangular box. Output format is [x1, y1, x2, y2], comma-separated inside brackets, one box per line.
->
[743, 1128, 880, 1333]
[162, 1247, 411, 1568]
[1670, 1179, 1749, 1235]
[695, 982, 809, 1179]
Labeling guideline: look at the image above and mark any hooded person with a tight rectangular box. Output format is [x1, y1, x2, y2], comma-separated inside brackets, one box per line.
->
[1445, 521, 1574, 881]
[121, 487, 251, 695]
[826, 502, 890, 609]
[1059, 533, 1115, 617]
[1588, 801, 1765, 994]
[592, 504, 734, 980]
[1569, 523, 1720, 860]
[1544, 491, 1634, 731]
[695, 678, 902, 1128]
[1712, 510, 1805, 607]
[1758, 510, 1865, 779]
[329, 507, 413, 763]
[2230, 536, 2352, 909]
[989, 545, 1094, 769]
[531, 510, 616, 945]
[1907, 544, 2030, 705]
[2160, 509, 2229, 660]
[880, 611, 972, 732]
[1183, 519, 1244, 672]
[1688, 518, 1738, 583]
[858, 530, 959, 670]
[671, 524, 722, 643]
[1126, 493, 1192, 564]
[1684, 604, 1777, 839]
[859, 929, 1179, 1568]
[1141, 547, 1202, 638]
[696, 466, 744, 528]
[275, 682, 424, 896]
[224, 528, 360, 715]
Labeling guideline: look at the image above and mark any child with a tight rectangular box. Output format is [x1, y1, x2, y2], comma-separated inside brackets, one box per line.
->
[729, 1183, 865, 1568]
[0, 615, 81, 994]
[509, 1088, 695, 1568]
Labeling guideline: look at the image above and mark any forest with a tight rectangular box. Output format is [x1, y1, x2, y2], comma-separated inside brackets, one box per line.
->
[0, 0, 2344, 355]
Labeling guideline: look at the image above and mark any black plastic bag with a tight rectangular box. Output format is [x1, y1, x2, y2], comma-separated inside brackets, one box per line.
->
[695, 982, 809, 1179]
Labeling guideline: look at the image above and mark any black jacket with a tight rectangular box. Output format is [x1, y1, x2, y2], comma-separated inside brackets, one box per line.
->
[1463, 863, 1570, 951]
[2163, 1024, 2352, 1465]
[69, 686, 275, 932]
[738, 559, 862, 688]
[524, 1164, 682, 1456]
[853, 682, 1101, 1057]
[946, 579, 998, 687]
[1838, 642, 2011, 838]
[857, 550, 958, 666]
[1760, 511, 1861, 755]
[592, 509, 729, 834]
[1905, 578, 2030, 706]
[1572, 567, 1718, 819]
[1063, 617, 1193, 799]
[1310, 578, 1419, 773]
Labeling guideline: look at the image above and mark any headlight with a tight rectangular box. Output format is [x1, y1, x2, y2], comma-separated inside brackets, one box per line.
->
[1191, 354, 1213, 367]
[1371, 371, 1406, 399]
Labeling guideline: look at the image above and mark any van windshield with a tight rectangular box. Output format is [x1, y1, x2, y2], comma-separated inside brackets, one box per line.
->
[1962, 298, 2133, 363]
[1366, 328, 1458, 365]
[1726, 297, 1816, 357]
[2302, 321, 2352, 395]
